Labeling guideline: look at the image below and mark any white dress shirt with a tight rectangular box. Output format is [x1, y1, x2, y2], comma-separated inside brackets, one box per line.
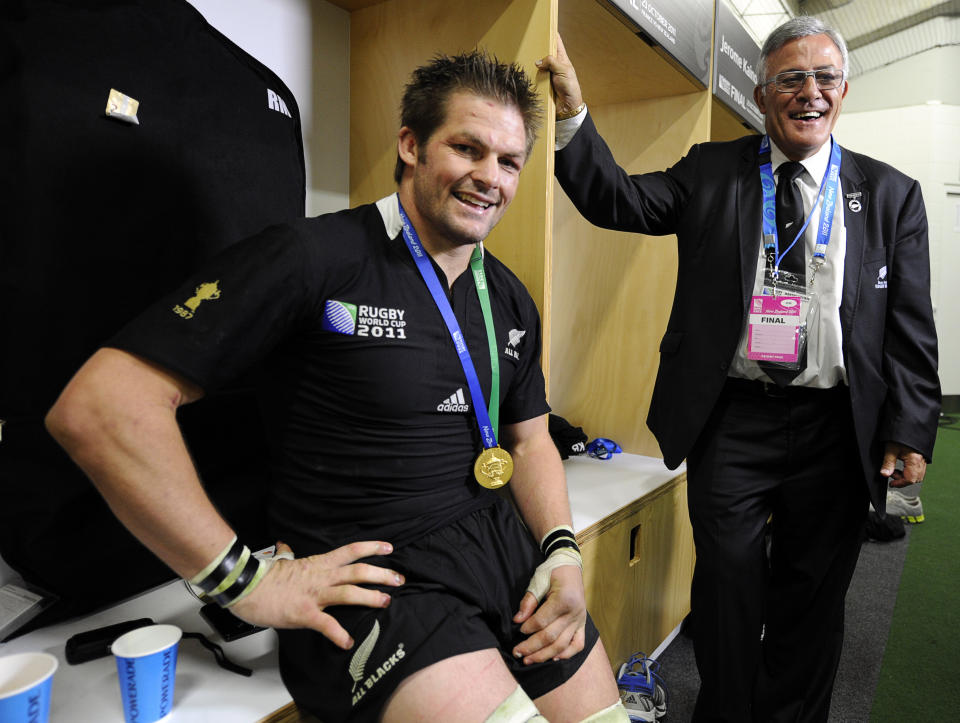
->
[729, 138, 848, 388]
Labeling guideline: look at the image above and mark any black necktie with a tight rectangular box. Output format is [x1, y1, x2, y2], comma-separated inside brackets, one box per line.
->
[760, 161, 807, 387]
[775, 161, 806, 284]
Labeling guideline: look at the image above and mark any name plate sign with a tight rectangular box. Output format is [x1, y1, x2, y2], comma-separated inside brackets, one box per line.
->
[713, 0, 764, 132]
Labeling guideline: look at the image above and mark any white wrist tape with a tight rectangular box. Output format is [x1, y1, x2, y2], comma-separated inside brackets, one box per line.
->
[525, 547, 583, 603]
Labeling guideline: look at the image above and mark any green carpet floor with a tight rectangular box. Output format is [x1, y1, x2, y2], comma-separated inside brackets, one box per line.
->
[871, 417, 960, 721]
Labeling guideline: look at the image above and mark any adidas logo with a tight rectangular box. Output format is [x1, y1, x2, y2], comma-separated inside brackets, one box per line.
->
[267, 88, 292, 117]
[437, 388, 470, 413]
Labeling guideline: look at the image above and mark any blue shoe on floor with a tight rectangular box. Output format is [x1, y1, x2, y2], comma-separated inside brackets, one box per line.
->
[616, 652, 668, 722]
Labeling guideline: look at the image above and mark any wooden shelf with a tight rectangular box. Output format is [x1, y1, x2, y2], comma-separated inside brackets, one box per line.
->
[560, 0, 702, 105]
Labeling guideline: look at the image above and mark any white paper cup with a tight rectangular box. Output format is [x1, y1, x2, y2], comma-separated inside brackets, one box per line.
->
[111, 624, 181, 723]
[0, 651, 58, 723]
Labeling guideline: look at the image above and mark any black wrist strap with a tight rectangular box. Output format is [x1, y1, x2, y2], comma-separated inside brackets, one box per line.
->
[541, 527, 580, 557]
[182, 632, 252, 677]
[544, 538, 581, 557]
[196, 538, 245, 594]
[210, 554, 260, 607]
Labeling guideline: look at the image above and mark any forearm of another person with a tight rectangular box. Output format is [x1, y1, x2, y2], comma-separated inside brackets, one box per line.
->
[502, 415, 587, 664]
[45, 347, 402, 649]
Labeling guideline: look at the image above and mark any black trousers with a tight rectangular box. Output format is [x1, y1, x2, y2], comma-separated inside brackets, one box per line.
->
[686, 378, 868, 723]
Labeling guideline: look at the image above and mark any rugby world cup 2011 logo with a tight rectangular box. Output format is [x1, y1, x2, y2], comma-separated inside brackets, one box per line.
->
[323, 299, 358, 335]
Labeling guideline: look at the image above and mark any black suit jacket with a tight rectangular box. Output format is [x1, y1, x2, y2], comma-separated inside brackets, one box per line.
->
[555, 114, 940, 507]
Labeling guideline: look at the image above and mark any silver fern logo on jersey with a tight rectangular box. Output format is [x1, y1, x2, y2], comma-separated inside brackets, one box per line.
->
[504, 328, 526, 360]
[349, 620, 406, 706]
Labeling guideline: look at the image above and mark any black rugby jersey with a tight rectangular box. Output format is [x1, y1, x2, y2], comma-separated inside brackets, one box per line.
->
[111, 195, 550, 551]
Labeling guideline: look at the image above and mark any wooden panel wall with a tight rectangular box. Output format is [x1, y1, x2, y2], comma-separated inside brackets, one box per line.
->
[711, 97, 760, 142]
[559, 0, 703, 104]
[549, 92, 712, 456]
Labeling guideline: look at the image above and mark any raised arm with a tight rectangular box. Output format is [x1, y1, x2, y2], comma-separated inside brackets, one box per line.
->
[46, 347, 402, 649]
[535, 34, 584, 117]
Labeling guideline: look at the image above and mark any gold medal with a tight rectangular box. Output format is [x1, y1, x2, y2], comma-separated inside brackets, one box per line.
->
[474, 446, 513, 489]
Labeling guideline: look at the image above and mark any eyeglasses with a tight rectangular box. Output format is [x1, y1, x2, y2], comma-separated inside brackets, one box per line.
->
[764, 68, 845, 93]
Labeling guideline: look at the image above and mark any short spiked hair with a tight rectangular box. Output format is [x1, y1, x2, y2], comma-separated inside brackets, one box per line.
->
[393, 49, 542, 184]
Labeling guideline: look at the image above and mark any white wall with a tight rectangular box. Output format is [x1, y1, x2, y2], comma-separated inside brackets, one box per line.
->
[832, 40, 960, 398]
[186, 0, 350, 216]
[834, 97, 960, 397]
[842, 46, 960, 114]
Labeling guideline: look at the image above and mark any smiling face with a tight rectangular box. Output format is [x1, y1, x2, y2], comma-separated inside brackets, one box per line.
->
[754, 33, 848, 161]
[397, 91, 526, 255]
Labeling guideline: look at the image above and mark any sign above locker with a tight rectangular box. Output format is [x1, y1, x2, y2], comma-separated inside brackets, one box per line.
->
[602, 0, 712, 87]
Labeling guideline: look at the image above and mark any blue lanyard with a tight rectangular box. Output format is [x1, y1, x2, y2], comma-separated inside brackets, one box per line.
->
[397, 198, 498, 450]
[758, 135, 842, 277]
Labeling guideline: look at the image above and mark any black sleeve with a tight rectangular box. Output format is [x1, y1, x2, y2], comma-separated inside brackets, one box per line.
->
[500, 288, 551, 426]
[109, 223, 316, 392]
[555, 112, 699, 236]
[878, 178, 941, 460]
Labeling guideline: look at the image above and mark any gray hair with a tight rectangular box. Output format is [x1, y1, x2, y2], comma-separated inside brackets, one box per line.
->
[757, 16, 849, 87]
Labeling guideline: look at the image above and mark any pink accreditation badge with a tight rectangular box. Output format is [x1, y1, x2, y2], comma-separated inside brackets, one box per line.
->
[747, 295, 801, 363]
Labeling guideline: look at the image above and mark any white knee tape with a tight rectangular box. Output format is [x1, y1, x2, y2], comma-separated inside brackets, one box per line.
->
[578, 700, 630, 723]
[484, 685, 548, 723]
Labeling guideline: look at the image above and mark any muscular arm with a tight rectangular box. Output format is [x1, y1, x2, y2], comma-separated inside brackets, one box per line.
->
[501, 414, 586, 664]
[46, 348, 230, 573]
[46, 348, 402, 648]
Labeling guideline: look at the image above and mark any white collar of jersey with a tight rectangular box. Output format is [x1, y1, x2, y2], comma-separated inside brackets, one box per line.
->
[376, 193, 486, 258]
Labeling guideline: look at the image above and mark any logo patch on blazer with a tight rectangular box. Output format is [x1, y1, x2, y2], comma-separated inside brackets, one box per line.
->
[875, 266, 888, 289]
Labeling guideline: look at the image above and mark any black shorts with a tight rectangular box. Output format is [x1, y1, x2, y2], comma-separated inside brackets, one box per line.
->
[277, 497, 600, 722]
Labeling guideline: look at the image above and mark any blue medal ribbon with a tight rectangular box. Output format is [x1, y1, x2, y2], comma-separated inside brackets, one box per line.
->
[397, 198, 498, 450]
[758, 135, 842, 279]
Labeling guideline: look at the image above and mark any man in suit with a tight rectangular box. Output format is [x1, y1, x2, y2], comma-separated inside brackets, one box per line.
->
[538, 16, 939, 722]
